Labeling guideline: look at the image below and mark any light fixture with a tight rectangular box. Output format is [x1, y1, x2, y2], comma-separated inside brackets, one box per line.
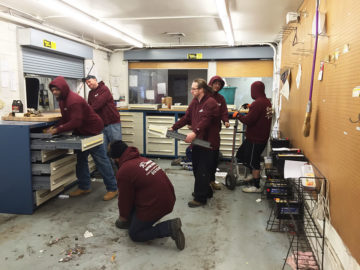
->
[215, 0, 235, 46]
[40, 0, 144, 47]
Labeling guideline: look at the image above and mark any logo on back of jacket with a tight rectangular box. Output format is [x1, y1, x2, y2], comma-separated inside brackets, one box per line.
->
[266, 107, 272, 119]
[139, 160, 161, 176]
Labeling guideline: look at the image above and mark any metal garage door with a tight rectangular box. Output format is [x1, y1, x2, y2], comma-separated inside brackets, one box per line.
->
[22, 47, 84, 79]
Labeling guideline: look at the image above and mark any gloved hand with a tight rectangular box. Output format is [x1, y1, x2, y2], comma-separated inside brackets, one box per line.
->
[232, 111, 239, 118]
[241, 103, 249, 109]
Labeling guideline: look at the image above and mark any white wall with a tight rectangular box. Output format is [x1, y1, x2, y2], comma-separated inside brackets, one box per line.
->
[0, 21, 22, 117]
[109, 51, 128, 106]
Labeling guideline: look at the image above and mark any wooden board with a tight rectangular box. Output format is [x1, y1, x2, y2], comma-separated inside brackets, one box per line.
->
[1, 113, 61, 122]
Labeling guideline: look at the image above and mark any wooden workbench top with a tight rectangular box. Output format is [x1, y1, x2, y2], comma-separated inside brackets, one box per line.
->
[1, 112, 61, 122]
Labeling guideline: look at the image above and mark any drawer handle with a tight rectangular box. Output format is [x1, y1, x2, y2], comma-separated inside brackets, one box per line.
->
[147, 150, 173, 153]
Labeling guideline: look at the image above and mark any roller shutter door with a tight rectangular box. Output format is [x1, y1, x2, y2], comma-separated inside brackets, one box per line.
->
[22, 47, 84, 79]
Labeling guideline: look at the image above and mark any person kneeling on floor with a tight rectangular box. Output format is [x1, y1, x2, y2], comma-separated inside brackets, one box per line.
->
[108, 140, 185, 250]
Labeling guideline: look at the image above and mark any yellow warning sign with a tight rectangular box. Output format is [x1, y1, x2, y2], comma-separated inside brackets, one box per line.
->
[43, 40, 57, 50]
[187, 53, 203, 60]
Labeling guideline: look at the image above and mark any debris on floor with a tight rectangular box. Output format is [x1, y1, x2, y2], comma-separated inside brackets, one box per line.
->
[59, 244, 86, 263]
[84, 230, 93, 238]
[47, 236, 69, 246]
[58, 194, 69, 199]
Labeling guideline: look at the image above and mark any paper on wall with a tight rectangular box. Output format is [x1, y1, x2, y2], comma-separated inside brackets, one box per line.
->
[157, 82, 166, 95]
[129, 75, 138, 87]
[146, 90, 155, 100]
[280, 80, 289, 100]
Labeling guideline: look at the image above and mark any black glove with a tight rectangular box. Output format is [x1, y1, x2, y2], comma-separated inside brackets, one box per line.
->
[241, 103, 249, 109]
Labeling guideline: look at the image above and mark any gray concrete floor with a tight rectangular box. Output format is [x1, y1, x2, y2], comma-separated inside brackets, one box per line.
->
[0, 159, 291, 270]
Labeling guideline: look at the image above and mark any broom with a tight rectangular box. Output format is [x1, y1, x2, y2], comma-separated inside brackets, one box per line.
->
[303, 0, 320, 137]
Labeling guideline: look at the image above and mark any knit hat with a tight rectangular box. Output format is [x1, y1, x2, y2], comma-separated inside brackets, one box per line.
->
[109, 140, 128, 159]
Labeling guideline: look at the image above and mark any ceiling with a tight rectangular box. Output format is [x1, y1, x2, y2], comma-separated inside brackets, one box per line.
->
[0, 0, 303, 50]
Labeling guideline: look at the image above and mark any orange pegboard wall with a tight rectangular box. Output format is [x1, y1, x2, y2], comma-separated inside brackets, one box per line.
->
[279, 0, 360, 264]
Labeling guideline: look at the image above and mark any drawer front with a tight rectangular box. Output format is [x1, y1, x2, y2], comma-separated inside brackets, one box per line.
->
[32, 154, 76, 175]
[146, 116, 175, 124]
[31, 134, 104, 151]
[34, 186, 64, 206]
[31, 149, 68, 163]
[32, 170, 77, 191]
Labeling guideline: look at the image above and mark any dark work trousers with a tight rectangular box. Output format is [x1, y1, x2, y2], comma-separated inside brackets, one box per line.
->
[192, 146, 216, 203]
[209, 150, 219, 182]
[128, 210, 172, 242]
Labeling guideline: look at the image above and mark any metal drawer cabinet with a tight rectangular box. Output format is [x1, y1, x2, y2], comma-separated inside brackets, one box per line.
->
[34, 186, 64, 206]
[146, 116, 175, 156]
[120, 112, 144, 153]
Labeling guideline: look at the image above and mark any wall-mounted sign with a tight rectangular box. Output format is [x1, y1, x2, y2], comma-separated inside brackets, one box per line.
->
[43, 40, 57, 50]
[187, 53, 203, 60]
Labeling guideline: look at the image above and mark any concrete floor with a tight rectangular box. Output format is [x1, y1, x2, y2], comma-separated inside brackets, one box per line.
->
[0, 159, 292, 270]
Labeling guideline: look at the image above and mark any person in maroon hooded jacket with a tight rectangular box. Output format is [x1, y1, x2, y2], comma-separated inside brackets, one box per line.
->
[171, 78, 220, 208]
[85, 75, 121, 149]
[46, 76, 118, 201]
[233, 81, 272, 193]
[208, 75, 230, 191]
[108, 140, 185, 251]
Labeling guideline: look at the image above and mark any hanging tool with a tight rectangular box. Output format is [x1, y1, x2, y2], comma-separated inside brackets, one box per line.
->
[303, 0, 320, 137]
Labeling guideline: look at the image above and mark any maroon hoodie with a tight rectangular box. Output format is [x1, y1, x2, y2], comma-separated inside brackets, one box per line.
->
[237, 81, 272, 144]
[88, 81, 120, 126]
[115, 147, 176, 221]
[172, 93, 220, 150]
[49, 76, 104, 135]
[208, 76, 229, 127]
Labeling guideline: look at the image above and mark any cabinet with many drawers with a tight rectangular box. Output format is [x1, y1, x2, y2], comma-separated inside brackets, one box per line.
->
[0, 121, 101, 214]
[219, 119, 243, 158]
[146, 115, 175, 156]
[120, 112, 144, 154]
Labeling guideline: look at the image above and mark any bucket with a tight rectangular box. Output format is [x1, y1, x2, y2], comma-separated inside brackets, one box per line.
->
[219, 87, 236, 105]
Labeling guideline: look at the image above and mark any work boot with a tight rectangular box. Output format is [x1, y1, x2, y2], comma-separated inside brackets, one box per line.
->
[169, 218, 185, 250]
[115, 218, 130, 230]
[103, 190, 118, 201]
[192, 192, 212, 199]
[188, 200, 206, 208]
[210, 181, 221, 190]
[69, 188, 91, 197]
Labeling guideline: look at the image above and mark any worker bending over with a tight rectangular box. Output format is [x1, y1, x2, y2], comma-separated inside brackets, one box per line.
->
[46, 76, 118, 201]
[109, 140, 185, 250]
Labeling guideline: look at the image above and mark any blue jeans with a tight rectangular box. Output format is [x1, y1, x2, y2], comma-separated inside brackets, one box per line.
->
[128, 211, 172, 242]
[103, 123, 122, 149]
[76, 144, 117, 191]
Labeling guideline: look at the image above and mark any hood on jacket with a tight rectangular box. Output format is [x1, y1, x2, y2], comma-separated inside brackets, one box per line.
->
[208, 76, 225, 91]
[116, 147, 140, 168]
[49, 76, 71, 100]
[251, 81, 266, 100]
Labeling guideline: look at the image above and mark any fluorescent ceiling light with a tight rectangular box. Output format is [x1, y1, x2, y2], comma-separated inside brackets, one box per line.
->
[215, 0, 235, 46]
[39, 0, 144, 47]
